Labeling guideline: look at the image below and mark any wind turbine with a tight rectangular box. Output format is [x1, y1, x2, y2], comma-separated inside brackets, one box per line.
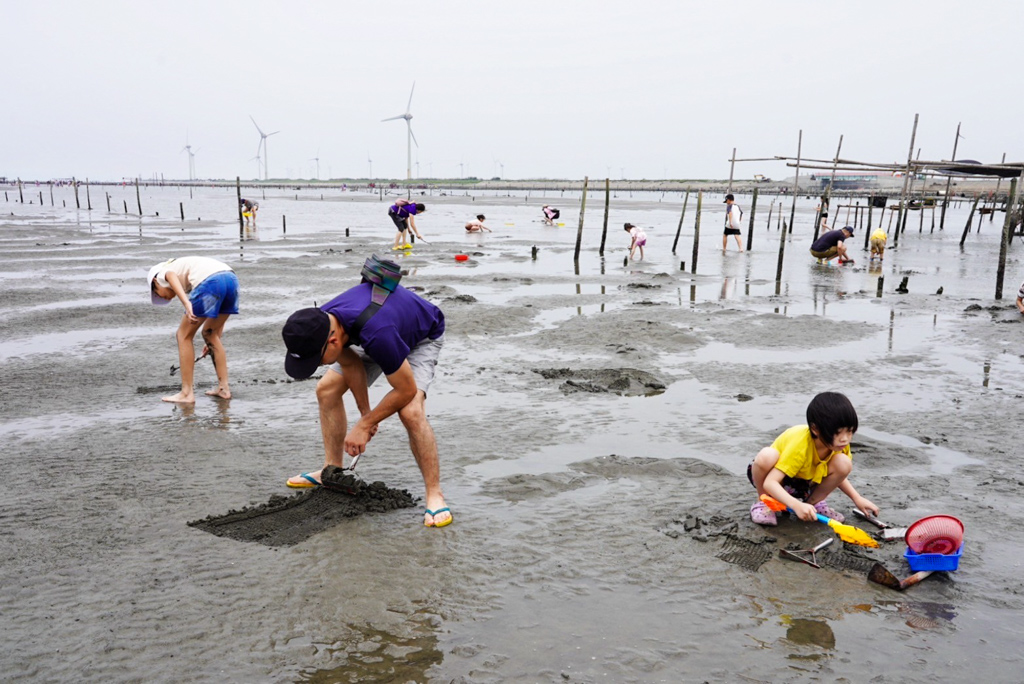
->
[382, 82, 418, 180]
[250, 153, 263, 179]
[309, 149, 320, 180]
[249, 115, 279, 181]
[181, 133, 197, 181]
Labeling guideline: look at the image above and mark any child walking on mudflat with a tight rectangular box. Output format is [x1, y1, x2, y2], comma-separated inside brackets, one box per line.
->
[747, 392, 878, 526]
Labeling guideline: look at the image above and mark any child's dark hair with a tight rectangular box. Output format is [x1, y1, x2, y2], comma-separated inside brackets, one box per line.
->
[476, 214, 485, 221]
[415, 203, 426, 212]
[806, 391, 858, 445]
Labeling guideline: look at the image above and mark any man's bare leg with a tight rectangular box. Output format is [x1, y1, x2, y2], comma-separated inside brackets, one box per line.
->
[163, 315, 203, 403]
[734, 234, 744, 251]
[400, 391, 450, 526]
[287, 369, 349, 486]
[202, 314, 232, 398]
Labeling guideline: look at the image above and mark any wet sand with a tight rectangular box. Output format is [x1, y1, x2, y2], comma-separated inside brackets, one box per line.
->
[1, 184, 1023, 681]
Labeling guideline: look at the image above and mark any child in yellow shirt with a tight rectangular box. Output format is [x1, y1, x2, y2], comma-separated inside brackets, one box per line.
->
[747, 392, 879, 526]
[869, 228, 887, 260]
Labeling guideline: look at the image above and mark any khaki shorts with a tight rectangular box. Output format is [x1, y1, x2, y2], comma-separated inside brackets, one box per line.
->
[870, 237, 886, 253]
[810, 246, 839, 259]
[330, 334, 444, 397]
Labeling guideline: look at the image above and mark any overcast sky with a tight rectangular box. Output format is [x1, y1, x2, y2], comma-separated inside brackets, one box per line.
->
[3, 1, 1022, 182]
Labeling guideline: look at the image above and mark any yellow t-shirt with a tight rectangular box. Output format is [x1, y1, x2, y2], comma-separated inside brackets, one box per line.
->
[870, 228, 887, 242]
[771, 425, 851, 484]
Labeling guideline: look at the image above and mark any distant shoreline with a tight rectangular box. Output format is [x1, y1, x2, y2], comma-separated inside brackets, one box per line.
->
[0, 176, 1007, 199]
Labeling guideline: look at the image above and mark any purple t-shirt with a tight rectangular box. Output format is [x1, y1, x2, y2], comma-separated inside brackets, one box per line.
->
[389, 203, 418, 218]
[321, 282, 445, 375]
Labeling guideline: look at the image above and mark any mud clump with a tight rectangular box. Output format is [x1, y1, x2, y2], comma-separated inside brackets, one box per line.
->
[444, 294, 478, 304]
[534, 368, 667, 396]
[188, 467, 416, 546]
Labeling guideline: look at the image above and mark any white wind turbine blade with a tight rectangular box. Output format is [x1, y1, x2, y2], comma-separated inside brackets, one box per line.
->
[408, 122, 419, 147]
[249, 115, 266, 137]
[406, 81, 416, 113]
[381, 114, 405, 122]
[267, 130, 280, 138]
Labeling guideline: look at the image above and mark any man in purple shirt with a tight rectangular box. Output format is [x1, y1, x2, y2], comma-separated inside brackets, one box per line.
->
[389, 199, 426, 250]
[281, 278, 452, 527]
[810, 225, 855, 264]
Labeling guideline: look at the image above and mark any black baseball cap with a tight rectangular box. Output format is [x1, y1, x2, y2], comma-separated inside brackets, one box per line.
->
[282, 307, 330, 379]
[842, 225, 855, 236]
[723, 194, 735, 203]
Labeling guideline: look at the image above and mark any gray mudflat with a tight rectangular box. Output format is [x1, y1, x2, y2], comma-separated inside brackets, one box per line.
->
[2, 185, 1023, 682]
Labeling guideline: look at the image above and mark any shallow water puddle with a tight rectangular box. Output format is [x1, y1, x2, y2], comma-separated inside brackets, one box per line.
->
[858, 427, 982, 474]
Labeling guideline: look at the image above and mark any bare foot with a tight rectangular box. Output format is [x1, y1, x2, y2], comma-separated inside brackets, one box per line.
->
[287, 469, 323, 488]
[206, 387, 232, 399]
[162, 391, 195, 404]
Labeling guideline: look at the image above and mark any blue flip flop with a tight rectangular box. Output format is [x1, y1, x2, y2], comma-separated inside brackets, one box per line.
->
[424, 507, 453, 528]
[287, 472, 321, 489]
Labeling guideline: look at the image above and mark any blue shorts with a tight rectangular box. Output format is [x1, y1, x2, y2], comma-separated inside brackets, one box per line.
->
[189, 271, 239, 318]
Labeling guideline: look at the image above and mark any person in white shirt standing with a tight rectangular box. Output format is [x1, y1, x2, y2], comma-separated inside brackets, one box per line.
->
[723, 193, 744, 252]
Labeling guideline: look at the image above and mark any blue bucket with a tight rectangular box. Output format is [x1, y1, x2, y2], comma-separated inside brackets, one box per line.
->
[904, 544, 963, 572]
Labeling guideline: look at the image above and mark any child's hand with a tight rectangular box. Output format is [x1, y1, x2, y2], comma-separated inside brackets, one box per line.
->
[793, 501, 818, 521]
[854, 497, 879, 517]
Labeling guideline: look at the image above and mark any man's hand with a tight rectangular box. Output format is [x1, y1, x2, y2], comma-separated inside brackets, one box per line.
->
[344, 417, 377, 456]
[184, 300, 199, 324]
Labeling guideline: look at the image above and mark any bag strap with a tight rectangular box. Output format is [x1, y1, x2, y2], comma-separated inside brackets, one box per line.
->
[348, 255, 402, 346]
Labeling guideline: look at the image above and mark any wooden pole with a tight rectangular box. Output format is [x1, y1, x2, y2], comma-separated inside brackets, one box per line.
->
[236, 176, 244, 231]
[85, 179, 92, 210]
[745, 187, 759, 251]
[283, 215, 287, 234]
[73, 177, 80, 209]
[573, 176, 588, 263]
[991, 152, 1007, 222]
[135, 178, 142, 215]
[939, 122, 961, 230]
[788, 130, 802, 235]
[765, 199, 773, 232]
[864, 203, 874, 250]
[38, 190, 43, 205]
[825, 135, 843, 196]
[123, 199, 128, 213]
[690, 191, 702, 275]
[727, 148, 736, 194]
[959, 196, 980, 247]
[50, 183, 54, 206]
[599, 178, 610, 256]
[813, 135, 843, 242]
[180, 202, 185, 220]
[893, 114, 919, 246]
[995, 177, 1019, 299]
[672, 188, 690, 253]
